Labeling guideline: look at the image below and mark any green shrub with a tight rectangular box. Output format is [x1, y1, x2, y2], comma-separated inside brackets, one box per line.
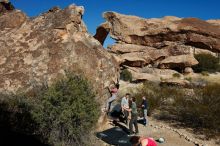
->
[134, 82, 220, 138]
[160, 77, 165, 81]
[172, 73, 181, 78]
[120, 69, 132, 82]
[201, 71, 209, 76]
[133, 82, 182, 116]
[185, 77, 192, 82]
[170, 83, 220, 137]
[0, 94, 36, 134]
[193, 54, 220, 73]
[0, 74, 100, 146]
[32, 74, 100, 146]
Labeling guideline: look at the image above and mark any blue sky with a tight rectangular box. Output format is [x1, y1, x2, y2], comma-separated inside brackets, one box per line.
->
[11, 0, 220, 47]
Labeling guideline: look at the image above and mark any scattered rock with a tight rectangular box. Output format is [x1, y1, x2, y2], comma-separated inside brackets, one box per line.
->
[184, 67, 194, 74]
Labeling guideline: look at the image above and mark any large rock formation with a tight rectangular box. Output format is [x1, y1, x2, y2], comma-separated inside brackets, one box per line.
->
[0, 4, 119, 104]
[95, 12, 220, 82]
[103, 12, 220, 53]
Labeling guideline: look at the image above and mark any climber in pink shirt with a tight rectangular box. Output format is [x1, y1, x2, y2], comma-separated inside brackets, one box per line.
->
[130, 136, 157, 146]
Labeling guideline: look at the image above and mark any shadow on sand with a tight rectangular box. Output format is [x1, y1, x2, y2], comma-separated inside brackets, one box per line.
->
[137, 118, 147, 126]
[97, 103, 132, 146]
[96, 122, 132, 146]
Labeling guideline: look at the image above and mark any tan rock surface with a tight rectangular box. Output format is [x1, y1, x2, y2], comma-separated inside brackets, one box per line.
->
[207, 19, 220, 26]
[159, 55, 198, 69]
[103, 12, 220, 53]
[128, 69, 161, 82]
[108, 43, 155, 54]
[108, 44, 170, 67]
[0, 4, 119, 102]
[124, 66, 183, 82]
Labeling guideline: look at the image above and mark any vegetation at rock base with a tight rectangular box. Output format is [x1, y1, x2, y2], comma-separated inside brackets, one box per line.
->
[201, 71, 209, 76]
[193, 53, 220, 73]
[185, 77, 192, 82]
[134, 82, 220, 138]
[172, 73, 181, 78]
[0, 74, 100, 146]
[120, 69, 132, 82]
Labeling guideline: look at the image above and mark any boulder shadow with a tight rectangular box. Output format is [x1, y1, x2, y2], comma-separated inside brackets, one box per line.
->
[137, 118, 146, 126]
[96, 122, 132, 146]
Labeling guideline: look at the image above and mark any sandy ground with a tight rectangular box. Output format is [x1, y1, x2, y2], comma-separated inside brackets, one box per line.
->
[96, 116, 219, 146]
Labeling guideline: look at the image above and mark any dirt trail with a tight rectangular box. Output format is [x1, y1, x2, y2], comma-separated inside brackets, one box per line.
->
[139, 117, 215, 146]
[97, 116, 219, 146]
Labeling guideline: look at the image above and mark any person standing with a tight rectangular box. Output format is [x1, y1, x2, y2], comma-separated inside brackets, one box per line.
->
[128, 97, 139, 135]
[121, 93, 130, 124]
[141, 96, 148, 126]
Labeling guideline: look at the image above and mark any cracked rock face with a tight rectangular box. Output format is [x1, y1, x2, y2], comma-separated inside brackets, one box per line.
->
[95, 11, 220, 83]
[0, 4, 119, 101]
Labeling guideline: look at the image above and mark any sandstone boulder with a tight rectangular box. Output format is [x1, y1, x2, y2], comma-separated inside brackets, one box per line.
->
[120, 52, 149, 67]
[184, 67, 194, 74]
[0, 4, 119, 101]
[153, 41, 191, 56]
[108, 43, 155, 54]
[127, 68, 161, 82]
[125, 66, 183, 82]
[207, 19, 220, 26]
[0, 10, 26, 29]
[159, 55, 199, 70]
[108, 43, 170, 67]
[103, 12, 220, 53]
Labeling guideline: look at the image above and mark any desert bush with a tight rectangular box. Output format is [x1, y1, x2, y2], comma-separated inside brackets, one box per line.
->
[185, 77, 192, 82]
[0, 74, 100, 146]
[31, 74, 100, 146]
[133, 82, 183, 116]
[170, 83, 220, 137]
[120, 69, 132, 82]
[172, 73, 181, 78]
[0, 94, 36, 134]
[134, 82, 220, 137]
[201, 71, 209, 76]
[193, 53, 220, 73]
